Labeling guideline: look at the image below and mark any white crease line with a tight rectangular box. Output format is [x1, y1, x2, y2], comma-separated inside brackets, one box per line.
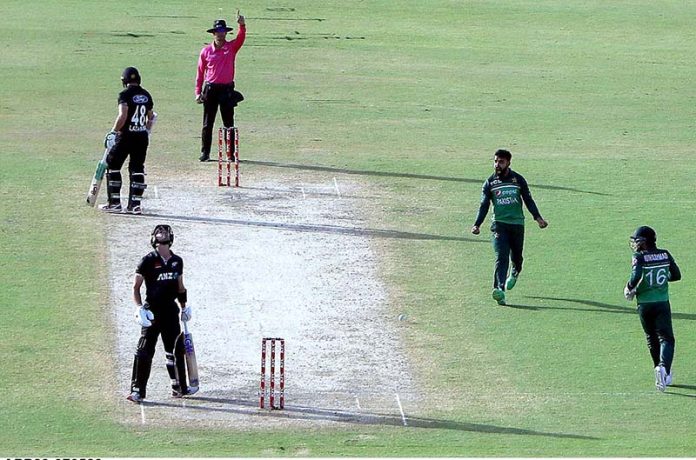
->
[154, 186, 159, 199]
[395, 393, 407, 426]
[355, 396, 362, 411]
[301, 187, 306, 199]
[333, 177, 341, 197]
[140, 404, 147, 425]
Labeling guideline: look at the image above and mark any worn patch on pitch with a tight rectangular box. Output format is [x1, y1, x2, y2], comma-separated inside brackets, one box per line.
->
[106, 165, 419, 429]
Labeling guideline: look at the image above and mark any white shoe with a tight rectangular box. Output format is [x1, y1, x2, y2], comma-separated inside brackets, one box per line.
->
[654, 365, 667, 392]
[665, 371, 673, 386]
[126, 391, 142, 403]
[125, 205, 142, 215]
[99, 203, 122, 213]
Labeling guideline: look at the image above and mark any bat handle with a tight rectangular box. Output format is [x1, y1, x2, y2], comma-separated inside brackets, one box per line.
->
[183, 320, 189, 334]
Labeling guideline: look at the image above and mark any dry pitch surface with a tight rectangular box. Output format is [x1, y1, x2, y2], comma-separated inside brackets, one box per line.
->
[105, 163, 419, 429]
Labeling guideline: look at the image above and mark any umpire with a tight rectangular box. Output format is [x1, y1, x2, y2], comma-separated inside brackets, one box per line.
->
[101, 67, 156, 215]
[471, 149, 548, 306]
[127, 224, 193, 403]
[195, 14, 246, 162]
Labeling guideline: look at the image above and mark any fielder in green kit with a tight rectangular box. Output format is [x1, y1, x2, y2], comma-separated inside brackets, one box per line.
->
[624, 226, 681, 392]
[471, 149, 548, 305]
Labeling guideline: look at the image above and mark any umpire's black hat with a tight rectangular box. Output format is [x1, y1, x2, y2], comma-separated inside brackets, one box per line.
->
[207, 19, 233, 33]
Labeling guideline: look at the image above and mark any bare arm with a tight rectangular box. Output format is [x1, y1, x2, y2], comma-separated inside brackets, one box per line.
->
[133, 273, 144, 306]
[112, 103, 128, 132]
[177, 275, 187, 308]
[145, 109, 156, 131]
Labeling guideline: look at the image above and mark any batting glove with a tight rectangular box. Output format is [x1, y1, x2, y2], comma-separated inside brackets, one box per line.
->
[104, 131, 117, 150]
[181, 305, 192, 322]
[136, 304, 154, 327]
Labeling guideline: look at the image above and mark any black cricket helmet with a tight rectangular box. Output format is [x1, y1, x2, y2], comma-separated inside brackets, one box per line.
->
[151, 224, 174, 248]
[630, 225, 656, 251]
[121, 66, 141, 86]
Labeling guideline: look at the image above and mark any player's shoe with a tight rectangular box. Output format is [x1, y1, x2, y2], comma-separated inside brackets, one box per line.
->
[187, 386, 199, 396]
[665, 370, 673, 386]
[125, 205, 142, 215]
[492, 288, 506, 306]
[99, 203, 122, 213]
[126, 391, 142, 403]
[172, 384, 192, 398]
[654, 365, 667, 392]
[505, 272, 519, 290]
[199, 152, 210, 162]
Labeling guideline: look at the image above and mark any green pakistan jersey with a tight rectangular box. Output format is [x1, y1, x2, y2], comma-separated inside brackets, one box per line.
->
[628, 248, 681, 304]
[473, 169, 542, 227]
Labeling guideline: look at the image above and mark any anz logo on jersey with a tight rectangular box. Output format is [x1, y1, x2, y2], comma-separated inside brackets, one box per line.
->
[157, 272, 177, 281]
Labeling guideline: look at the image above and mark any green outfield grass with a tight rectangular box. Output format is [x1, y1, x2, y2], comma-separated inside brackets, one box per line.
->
[2, 0, 696, 456]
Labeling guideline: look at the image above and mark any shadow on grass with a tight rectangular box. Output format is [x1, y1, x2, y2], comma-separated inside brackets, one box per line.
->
[670, 384, 696, 391]
[122, 212, 483, 243]
[523, 296, 696, 321]
[244, 160, 610, 196]
[147, 396, 598, 440]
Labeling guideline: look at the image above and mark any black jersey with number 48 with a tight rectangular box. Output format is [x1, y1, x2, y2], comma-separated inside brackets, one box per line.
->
[118, 86, 154, 135]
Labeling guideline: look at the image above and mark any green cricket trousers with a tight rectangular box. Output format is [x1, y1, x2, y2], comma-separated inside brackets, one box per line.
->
[491, 221, 524, 291]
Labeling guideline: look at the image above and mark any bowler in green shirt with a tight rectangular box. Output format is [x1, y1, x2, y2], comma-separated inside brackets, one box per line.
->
[472, 149, 548, 305]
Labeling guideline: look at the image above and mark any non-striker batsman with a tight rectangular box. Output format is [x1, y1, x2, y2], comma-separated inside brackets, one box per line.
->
[100, 67, 156, 214]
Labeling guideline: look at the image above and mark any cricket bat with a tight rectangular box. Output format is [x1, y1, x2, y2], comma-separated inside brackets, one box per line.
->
[86, 146, 109, 207]
[183, 320, 200, 392]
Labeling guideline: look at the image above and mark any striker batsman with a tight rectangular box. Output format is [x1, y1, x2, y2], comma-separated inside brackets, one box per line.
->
[471, 149, 548, 305]
[127, 224, 194, 403]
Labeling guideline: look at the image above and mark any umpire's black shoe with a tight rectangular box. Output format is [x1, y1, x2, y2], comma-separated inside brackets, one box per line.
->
[199, 153, 210, 162]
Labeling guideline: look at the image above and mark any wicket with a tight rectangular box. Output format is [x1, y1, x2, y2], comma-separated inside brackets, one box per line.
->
[217, 127, 239, 187]
[260, 337, 285, 409]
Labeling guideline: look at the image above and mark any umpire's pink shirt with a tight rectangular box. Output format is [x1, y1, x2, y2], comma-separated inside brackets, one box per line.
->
[195, 25, 246, 95]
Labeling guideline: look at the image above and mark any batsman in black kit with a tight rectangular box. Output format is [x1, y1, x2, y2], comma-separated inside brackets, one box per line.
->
[127, 225, 195, 403]
[101, 66, 156, 215]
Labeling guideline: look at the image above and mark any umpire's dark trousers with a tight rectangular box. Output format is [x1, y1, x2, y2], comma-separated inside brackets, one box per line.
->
[491, 221, 524, 290]
[637, 300, 675, 373]
[201, 83, 237, 156]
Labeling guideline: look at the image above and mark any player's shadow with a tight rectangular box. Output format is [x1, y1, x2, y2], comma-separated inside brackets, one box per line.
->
[141, 212, 483, 243]
[244, 160, 610, 196]
[148, 396, 598, 440]
[522, 296, 696, 321]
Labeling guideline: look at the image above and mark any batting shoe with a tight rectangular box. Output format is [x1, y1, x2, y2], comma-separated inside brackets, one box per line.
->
[126, 391, 142, 404]
[199, 152, 210, 162]
[99, 203, 122, 213]
[171, 384, 190, 398]
[665, 370, 673, 387]
[506, 272, 519, 290]
[187, 386, 199, 396]
[492, 288, 506, 306]
[125, 205, 142, 215]
[654, 365, 667, 392]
